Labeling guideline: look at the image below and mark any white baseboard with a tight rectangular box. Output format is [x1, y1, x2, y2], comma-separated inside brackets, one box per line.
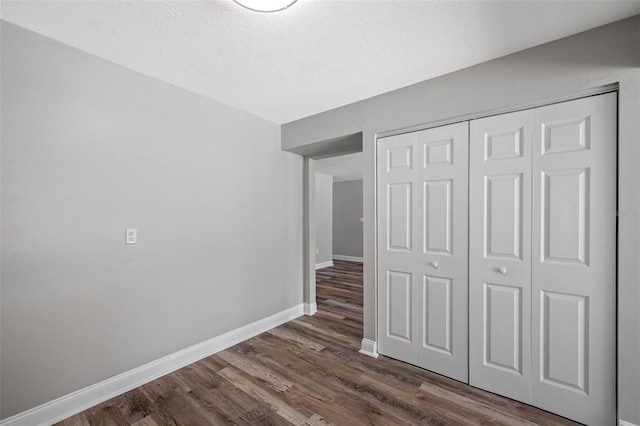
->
[620, 420, 639, 426]
[332, 254, 363, 263]
[359, 338, 379, 358]
[304, 302, 317, 316]
[315, 260, 334, 270]
[0, 304, 304, 426]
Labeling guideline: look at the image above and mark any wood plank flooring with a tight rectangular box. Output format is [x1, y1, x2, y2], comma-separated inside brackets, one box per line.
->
[58, 261, 578, 425]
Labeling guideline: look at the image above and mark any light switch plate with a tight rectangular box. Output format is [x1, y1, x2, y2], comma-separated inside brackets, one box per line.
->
[126, 228, 137, 245]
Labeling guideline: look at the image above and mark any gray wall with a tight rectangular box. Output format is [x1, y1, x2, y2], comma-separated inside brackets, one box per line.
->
[0, 21, 303, 419]
[282, 16, 640, 425]
[314, 173, 333, 265]
[333, 180, 363, 258]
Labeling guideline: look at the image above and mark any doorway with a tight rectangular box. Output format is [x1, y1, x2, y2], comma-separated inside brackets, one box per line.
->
[295, 133, 363, 317]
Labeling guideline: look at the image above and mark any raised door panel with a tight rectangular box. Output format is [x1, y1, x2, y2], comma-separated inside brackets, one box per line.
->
[485, 173, 523, 259]
[424, 138, 453, 167]
[541, 117, 590, 155]
[540, 291, 588, 394]
[485, 128, 524, 161]
[483, 283, 523, 375]
[388, 145, 414, 171]
[541, 169, 589, 265]
[387, 271, 413, 342]
[377, 132, 419, 363]
[423, 179, 452, 255]
[423, 276, 452, 354]
[416, 122, 469, 383]
[388, 183, 413, 252]
[531, 93, 616, 425]
[469, 110, 532, 403]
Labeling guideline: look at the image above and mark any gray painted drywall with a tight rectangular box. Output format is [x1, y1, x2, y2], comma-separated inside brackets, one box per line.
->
[283, 16, 640, 425]
[315, 173, 333, 265]
[0, 21, 303, 419]
[333, 180, 363, 258]
[288, 132, 362, 159]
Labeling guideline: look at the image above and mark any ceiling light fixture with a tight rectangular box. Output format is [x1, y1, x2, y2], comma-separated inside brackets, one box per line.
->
[232, 0, 297, 13]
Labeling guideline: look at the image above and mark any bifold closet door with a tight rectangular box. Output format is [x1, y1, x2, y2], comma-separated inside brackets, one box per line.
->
[377, 122, 469, 382]
[530, 93, 616, 425]
[469, 110, 533, 403]
[469, 93, 617, 425]
[377, 130, 420, 364]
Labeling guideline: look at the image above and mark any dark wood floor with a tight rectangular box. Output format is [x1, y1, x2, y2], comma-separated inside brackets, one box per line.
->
[58, 261, 577, 425]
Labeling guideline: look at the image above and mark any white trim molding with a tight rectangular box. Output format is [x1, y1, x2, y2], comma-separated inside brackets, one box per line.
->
[619, 420, 639, 426]
[0, 304, 304, 426]
[333, 254, 363, 263]
[315, 260, 334, 270]
[304, 302, 317, 316]
[359, 338, 379, 358]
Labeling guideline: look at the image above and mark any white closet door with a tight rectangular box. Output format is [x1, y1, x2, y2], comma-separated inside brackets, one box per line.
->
[378, 122, 469, 382]
[531, 93, 617, 425]
[469, 110, 533, 403]
[416, 122, 469, 382]
[377, 131, 420, 364]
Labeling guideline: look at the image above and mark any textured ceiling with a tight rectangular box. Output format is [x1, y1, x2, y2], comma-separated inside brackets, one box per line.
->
[316, 152, 363, 182]
[2, 1, 639, 124]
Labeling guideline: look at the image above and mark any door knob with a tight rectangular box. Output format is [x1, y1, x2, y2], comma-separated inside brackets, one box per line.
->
[497, 267, 507, 275]
[431, 261, 439, 269]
